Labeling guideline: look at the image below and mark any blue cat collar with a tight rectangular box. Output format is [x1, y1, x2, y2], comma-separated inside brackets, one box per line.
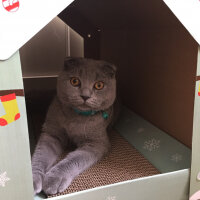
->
[74, 109, 97, 116]
[74, 108, 108, 119]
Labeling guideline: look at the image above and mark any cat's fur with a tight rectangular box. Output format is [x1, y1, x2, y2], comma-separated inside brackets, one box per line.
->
[31, 58, 117, 195]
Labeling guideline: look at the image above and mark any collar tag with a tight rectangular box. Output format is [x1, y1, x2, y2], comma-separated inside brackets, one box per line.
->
[102, 111, 109, 119]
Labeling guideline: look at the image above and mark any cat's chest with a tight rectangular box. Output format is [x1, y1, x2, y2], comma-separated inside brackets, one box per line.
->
[60, 112, 105, 136]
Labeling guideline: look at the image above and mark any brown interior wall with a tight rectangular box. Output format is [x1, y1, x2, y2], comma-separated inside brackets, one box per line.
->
[58, 6, 100, 59]
[20, 17, 67, 77]
[100, 27, 198, 148]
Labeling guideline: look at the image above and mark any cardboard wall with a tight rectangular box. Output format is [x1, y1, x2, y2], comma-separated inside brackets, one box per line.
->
[100, 27, 198, 148]
[20, 17, 67, 78]
[20, 17, 84, 78]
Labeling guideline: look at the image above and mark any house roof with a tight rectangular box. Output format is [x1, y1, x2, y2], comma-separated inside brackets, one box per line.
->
[163, 0, 200, 47]
[0, 0, 73, 60]
[0, 0, 199, 60]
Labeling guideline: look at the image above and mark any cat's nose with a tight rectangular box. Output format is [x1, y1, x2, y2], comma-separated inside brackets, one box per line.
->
[81, 95, 90, 101]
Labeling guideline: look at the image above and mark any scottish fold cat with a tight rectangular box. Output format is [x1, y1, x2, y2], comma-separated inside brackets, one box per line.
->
[31, 58, 117, 195]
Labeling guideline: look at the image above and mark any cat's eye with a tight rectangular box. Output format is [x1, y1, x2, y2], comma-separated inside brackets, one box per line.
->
[70, 77, 81, 87]
[94, 81, 104, 90]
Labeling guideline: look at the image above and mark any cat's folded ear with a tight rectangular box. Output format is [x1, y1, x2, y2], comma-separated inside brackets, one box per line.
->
[64, 57, 81, 70]
[64, 57, 117, 78]
[64, 57, 78, 68]
[102, 62, 117, 78]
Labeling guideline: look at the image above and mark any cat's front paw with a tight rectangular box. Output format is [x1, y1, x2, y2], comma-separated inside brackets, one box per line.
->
[43, 168, 72, 195]
[32, 172, 44, 195]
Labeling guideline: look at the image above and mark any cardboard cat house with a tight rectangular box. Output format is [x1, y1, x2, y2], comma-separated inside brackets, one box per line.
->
[1, 0, 200, 199]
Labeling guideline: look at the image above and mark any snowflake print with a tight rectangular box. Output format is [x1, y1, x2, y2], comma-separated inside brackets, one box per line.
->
[171, 153, 182, 163]
[0, 171, 10, 187]
[143, 138, 160, 152]
[106, 196, 117, 200]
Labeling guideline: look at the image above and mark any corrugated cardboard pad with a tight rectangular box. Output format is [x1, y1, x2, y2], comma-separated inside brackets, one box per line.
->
[48, 130, 160, 198]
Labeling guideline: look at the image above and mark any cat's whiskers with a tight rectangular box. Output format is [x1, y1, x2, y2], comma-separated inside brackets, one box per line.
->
[86, 98, 101, 107]
[85, 102, 101, 109]
[68, 96, 84, 105]
[68, 96, 81, 101]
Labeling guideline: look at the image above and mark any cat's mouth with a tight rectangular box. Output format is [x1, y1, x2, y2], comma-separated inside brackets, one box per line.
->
[76, 105, 92, 111]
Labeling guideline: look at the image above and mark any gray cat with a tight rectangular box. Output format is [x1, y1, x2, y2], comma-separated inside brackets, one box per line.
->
[31, 58, 117, 195]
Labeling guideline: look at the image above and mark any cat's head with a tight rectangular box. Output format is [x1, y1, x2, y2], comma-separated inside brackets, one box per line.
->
[57, 57, 117, 111]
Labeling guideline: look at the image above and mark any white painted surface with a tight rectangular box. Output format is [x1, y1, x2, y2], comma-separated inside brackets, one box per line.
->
[163, 0, 200, 45]
[0, 51, 24, 90]
[0, 0, 200, 60]
[0, 0, 73, 60]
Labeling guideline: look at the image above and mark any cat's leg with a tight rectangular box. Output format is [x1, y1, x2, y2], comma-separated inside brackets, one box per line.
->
[32, 130, 67, 195]
[43, 139, 110, 195]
